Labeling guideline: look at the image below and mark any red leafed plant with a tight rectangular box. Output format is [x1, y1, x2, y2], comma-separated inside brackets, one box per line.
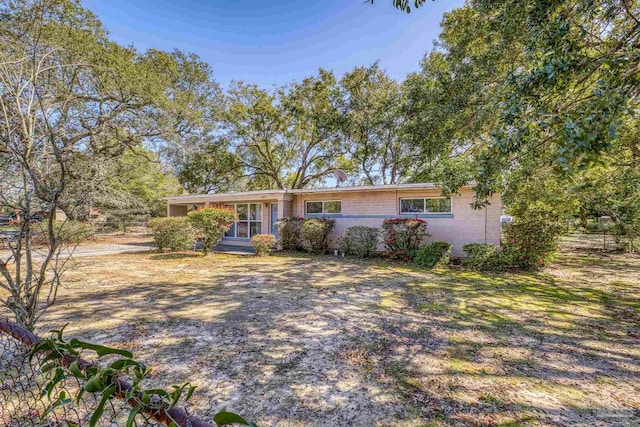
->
[381, 218, 428, 260]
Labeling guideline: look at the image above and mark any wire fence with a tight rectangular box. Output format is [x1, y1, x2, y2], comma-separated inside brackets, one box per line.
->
[563, 231, 639, 253]
[0, 318, 211, 427]
[90, 221, 149, 233]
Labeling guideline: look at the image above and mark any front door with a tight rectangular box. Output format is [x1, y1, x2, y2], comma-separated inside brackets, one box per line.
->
[270, 203, 278, 238]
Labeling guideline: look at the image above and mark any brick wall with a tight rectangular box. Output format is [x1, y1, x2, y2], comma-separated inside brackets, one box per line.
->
[292, 187, 501, 257]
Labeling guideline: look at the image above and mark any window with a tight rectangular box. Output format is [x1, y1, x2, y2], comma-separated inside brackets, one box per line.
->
[400, 199, 424, 213]
[306, 201, 323, 214]
[324, 201, 341, 214]
[426, 198, 451, 213]
[305, 200, 342, 215]
[400, 197, 451, 214]
[224, 203, 262, 238]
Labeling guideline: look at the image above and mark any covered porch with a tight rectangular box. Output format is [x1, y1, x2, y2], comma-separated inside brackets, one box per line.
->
[165, 190, 293, 248]
[212, 243, 257, 255]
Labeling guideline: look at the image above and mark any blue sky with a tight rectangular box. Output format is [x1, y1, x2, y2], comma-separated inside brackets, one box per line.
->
[83, 0, 464, 89]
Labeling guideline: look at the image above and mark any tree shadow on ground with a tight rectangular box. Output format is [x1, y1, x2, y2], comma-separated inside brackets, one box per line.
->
[34, 251, 640, 426]
[149, 252, 203, 260]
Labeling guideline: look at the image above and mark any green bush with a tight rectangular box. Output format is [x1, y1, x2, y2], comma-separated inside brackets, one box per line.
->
[275, 217, 303, 250]
[463, 205, 565, 272]
[482, 246, 520, 272]
[340, 226, 379, 258]
[251, 234, 276, 256]
[187, 207, 237, 255]
[502, 205, 566, 269]
[381, 218, 428, 260]
[301, 218, 335, 253]
[148, 217, 195, 252]
[413, 241, 452, 269]
[462, 243, 497, 270]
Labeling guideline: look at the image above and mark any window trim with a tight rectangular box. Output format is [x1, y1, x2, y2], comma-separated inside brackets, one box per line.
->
[399, 197, 452, 215]
[305, 200, 342, 215]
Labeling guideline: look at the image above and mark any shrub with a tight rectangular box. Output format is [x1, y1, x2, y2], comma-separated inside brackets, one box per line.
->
[301, 218, 335, 253]
[413, 241, 452, 269]
[276, 217, 303, 250]
[340, 226, 379, 258]
[251, 234, 276, 256]
[462, 243, 497, 270]
[463, 204, 565, 272]
[187, 207, 236, 255]
[482, 245, 520, 272]
[32, 220, 93, 247]
[148, 217, 195, 252]
[502, 205, 566, 269]
[381, 218, 428, 260]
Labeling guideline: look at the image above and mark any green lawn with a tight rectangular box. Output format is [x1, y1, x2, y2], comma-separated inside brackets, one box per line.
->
[22, 239, 640, 426]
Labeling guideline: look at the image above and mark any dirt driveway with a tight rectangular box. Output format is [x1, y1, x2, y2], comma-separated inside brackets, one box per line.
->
[0, 233, 155, 260]
[27, 245, 640, 426]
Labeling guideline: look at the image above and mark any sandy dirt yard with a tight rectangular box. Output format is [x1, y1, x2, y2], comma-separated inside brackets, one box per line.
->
[21, 239, 640, 426]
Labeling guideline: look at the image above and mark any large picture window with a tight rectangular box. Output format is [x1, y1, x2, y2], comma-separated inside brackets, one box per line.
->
[305, 200, 341, 215]
[224, 203, 262, 238]
[400, 197, 451, 214]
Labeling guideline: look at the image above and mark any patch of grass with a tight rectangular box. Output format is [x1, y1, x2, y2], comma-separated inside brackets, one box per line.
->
[378, 291, 406, 310]
[415, 301, 450, 314]
[479, 393, 504, 406]
[445, 339, 483, 361]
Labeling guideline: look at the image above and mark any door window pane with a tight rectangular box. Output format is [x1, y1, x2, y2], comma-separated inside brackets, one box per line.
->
[324, 201, 341, 214]
[306, 201, 323, 214]
[225, 223, 236, 237]
[250, 222, 261, 237]
[250, 204, 262, 220]
[237, 222, 248, 238]
[237, 204, 248, 220]
[401, 199, 424, 213]
[270, 204, 278, 236]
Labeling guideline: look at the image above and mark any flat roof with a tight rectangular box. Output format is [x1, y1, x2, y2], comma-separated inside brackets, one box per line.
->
[289, 182, 444, 194]
[165, 182, 473, 203]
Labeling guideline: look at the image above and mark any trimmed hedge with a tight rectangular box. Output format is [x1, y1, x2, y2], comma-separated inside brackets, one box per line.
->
[413, 241, 452, 269]
[340, 226, 379, 258]
[301, 218, 335, 253]
[148, 217, 195, 252]
[251, 234, 276, 256]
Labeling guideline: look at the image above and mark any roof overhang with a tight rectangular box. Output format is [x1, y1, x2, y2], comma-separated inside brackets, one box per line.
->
[164, 189, 290, 205]
[164, 182, 475, 204]
[289, 182, 446, 195]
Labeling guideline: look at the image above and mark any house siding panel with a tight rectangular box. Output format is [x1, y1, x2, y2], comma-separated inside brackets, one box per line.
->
[292, 188, 500, 257]
[165, 184, 501, 257]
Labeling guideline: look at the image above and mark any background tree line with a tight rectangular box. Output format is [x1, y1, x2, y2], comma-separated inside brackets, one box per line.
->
[3, 0, 638, 234]
[170, 0, 638, 248]
[168, 63, 415, 193]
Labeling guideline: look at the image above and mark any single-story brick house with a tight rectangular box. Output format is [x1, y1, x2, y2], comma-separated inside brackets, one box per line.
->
[164, 183, 501, 257]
